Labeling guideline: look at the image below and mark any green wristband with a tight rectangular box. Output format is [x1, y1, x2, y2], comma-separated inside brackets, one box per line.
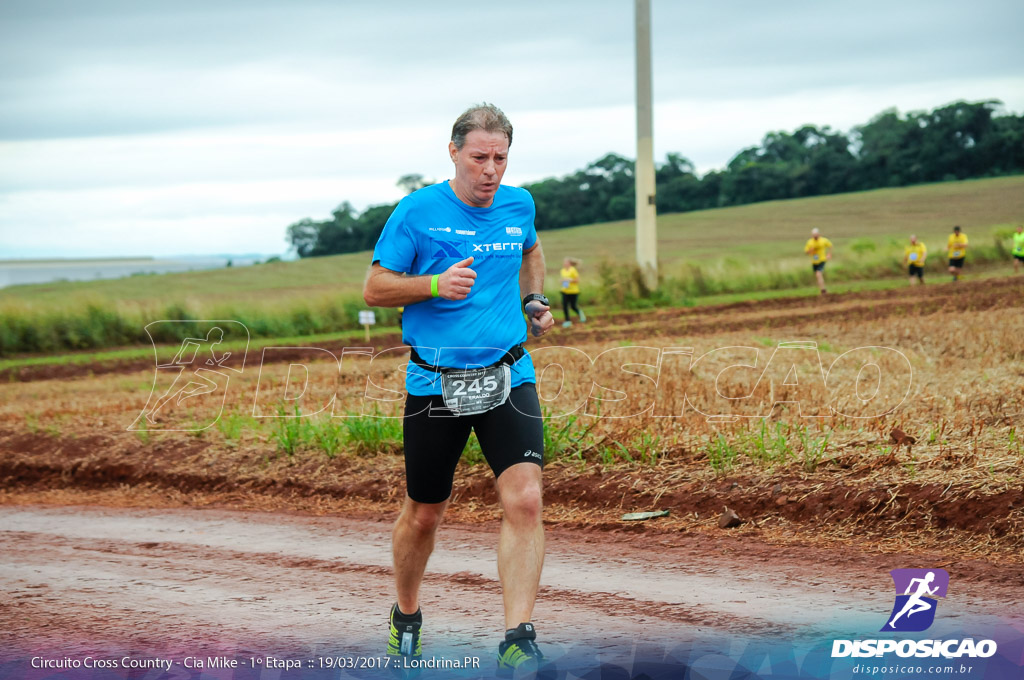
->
[430, 273, 440, 298]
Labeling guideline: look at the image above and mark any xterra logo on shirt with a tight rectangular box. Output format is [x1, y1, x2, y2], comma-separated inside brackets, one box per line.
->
[430, 240, 525, 259]
[472, 242, 523, 253]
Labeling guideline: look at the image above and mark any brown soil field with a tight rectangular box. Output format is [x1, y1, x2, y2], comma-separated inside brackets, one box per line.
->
[2, 276, 1022, 563]
[2, 277, 1023, 679]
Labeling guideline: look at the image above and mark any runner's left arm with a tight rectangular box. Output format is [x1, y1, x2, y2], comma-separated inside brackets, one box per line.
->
[520, 241, 554, 337]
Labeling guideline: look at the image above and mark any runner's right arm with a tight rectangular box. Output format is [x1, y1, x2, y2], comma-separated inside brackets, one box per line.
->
[363, 258, 476, 307]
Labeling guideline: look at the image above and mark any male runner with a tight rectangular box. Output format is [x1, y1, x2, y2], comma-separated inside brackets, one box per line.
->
[947, 225, 968, 281]
[363, 103, 554, 676]
[1012, 224, 1024, 273]
[904, 234, 927, 285]
[804, 228, 832, 295]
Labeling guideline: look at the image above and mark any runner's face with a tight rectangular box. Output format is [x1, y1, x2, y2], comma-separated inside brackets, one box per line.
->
[449, 130, 509, 208]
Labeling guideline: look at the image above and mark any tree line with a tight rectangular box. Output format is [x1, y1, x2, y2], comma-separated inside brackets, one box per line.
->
[287, 100, 1024, 257]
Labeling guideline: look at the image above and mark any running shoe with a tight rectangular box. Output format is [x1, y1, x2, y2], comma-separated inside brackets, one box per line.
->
[497, 623, 544, 677]
[578, 310, 586, 323]
[562, 320, 572, 328]
[387, 604, 422, 661]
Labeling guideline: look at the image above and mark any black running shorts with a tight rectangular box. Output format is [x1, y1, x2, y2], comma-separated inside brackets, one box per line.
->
[908, 264, 924, 278]
[812, 262, 826, 272]
[402, 383, 544, 504]
[949, 257, 965, 268]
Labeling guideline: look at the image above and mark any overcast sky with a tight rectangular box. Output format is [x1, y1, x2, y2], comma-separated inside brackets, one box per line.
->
[1, 0, 1022, 258]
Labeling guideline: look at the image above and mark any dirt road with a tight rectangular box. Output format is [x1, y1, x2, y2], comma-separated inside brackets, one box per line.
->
[2, 505, 1021, 678]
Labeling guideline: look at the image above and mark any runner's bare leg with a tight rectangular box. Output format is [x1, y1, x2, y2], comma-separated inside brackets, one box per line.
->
[815, 270, 826, 293]
[496, 462, 545, 630]
[393, 496, 448, 614]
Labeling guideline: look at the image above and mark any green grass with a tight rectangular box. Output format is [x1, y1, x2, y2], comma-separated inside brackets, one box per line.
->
[707, 433, 739, 473]
[0, 294, 403, 357]
[3, 176, 1022, 357]
[0, 326, 395, 373]
[310, 419, 345, 458]
[738, 421, 793, 467]
[270, 405, 310, 456]
[265, 408, 404, 458]
[340, 412, 404, 456]
[590, 237, 1016, 309]
[704, 421, 837, 473]
[0, 255, 375, 306]
[216, 410, 249, 443]
[682, 271, 986, 307]
[537, 175, 1024, 272]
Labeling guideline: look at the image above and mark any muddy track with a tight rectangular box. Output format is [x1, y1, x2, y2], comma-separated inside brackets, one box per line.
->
[6, 278, 1022, 383]
[2, 504, 1021, 667]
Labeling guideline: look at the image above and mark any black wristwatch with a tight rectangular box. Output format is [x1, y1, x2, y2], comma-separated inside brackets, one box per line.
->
[522, 293, 550, 309]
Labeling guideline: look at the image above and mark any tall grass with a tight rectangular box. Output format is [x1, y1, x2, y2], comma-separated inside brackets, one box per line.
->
[0, 295, 400, 357]
[592, 236, 1015, 308]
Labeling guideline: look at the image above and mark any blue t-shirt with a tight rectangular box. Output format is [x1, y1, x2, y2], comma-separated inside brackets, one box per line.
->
[372, 181, 538, 396]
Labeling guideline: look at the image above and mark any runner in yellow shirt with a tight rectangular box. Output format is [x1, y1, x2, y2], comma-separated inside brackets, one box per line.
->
[803, 228, 832, 295]
[904, 234, 927, 285]
[947, 225, 968, 281]
[1012, 224, 1024, 274]
[559, 257, 586, 328]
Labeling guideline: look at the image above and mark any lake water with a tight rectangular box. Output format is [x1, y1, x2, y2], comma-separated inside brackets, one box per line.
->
[0, 257, 261, 289]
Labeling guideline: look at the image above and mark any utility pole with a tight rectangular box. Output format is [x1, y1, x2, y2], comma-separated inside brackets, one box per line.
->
[635, 0, 658, 290]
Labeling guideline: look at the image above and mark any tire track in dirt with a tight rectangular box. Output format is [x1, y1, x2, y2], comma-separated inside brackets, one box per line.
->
[1, 531, 789, 637]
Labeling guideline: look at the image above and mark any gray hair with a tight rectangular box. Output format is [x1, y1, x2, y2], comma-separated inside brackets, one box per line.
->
[451, 103, 513, 150]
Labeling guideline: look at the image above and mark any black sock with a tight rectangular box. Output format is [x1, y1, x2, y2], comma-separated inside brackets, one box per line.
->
[505, 623, 536, 640]
[394, 605, 422, 623]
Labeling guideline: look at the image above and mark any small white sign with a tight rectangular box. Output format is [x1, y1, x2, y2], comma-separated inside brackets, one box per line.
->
[358, 310, 376, 325]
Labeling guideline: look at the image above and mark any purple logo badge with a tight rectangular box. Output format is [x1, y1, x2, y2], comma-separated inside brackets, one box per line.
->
[881, 569, 949, 632]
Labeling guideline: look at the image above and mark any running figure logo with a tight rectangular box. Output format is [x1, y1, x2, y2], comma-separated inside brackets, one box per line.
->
[881, 568, 949, 632]
[130, 321, 249, 432]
